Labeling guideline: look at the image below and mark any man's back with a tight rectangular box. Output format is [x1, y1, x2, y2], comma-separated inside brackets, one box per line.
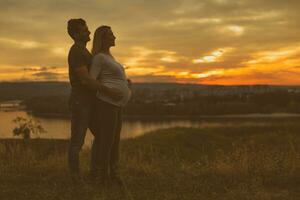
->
[68, 42, 93, 99]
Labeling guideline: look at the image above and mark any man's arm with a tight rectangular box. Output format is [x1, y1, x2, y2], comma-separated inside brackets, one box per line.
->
[74, 66, 123, 100]
[74, 66, 101, 90]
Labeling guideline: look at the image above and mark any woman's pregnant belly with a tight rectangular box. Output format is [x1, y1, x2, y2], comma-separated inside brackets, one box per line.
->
[96, 79, 131, 107]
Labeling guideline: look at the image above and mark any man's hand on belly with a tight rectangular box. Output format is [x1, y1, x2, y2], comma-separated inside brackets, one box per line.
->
[100, 86, 123, 101]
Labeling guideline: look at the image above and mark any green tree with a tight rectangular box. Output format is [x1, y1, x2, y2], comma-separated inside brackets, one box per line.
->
[12, 116, 46, 139]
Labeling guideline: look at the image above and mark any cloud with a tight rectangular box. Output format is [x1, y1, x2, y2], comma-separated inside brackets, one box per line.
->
[130, 75, 178, 83]
[193, 48, 233, 63]
[0, 0, 300, 84]
[32, 72, 60, 80]
[23, 66, 58, 72]
[28, 66, 67, 81]
[0, 65, 67, 81]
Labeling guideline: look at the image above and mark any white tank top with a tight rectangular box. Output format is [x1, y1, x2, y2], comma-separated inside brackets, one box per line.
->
[89, 53, 131, 107]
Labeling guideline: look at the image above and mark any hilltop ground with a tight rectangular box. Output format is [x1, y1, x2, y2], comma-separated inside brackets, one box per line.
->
[0, 122, 299, 200]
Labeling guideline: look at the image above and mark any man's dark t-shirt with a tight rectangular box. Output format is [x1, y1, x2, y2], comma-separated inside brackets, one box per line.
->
[68, 43, 93, 100]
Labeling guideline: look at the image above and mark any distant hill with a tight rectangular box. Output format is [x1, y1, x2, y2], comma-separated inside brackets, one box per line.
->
[2, 81, 300, 116]
[0, 81, 299, 101]
[0, 82, 70, 100]
[0, 81, 207, 100]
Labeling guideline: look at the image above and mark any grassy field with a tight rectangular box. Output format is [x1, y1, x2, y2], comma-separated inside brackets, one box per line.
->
[0, 120, 299, 200]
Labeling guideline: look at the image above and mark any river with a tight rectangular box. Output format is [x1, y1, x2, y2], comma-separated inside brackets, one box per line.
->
[1, 110, 300, 147]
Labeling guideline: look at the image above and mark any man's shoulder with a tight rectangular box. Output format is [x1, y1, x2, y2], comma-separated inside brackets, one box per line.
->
[68, 44, 77, 57]
[69, 44, 83, 54]
[93, 53, 107, 60]
[68, 44, 90, 61]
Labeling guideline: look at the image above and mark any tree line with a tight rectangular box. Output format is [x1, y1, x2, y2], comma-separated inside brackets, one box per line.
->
[23, 90, 300, 116]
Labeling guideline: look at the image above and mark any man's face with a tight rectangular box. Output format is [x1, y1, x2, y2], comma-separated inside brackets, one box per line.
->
[76, 24, 91, 43]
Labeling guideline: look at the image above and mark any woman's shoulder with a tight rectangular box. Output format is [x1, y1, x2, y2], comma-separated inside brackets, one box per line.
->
[92, 53, 110, 66]
[93, 53, 108, 60]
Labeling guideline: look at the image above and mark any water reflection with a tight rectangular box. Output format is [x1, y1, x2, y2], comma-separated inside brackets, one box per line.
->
[1, 111, 300, 147]
[1, 111, 210, 146]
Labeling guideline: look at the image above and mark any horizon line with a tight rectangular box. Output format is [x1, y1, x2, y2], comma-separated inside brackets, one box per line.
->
[0, 80, 300, 87]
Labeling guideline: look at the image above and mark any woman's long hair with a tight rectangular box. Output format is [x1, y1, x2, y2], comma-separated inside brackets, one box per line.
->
[91, 25, 111, 56]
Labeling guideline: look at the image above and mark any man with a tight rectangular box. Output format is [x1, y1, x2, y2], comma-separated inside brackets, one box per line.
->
[67, 18, 121, 181]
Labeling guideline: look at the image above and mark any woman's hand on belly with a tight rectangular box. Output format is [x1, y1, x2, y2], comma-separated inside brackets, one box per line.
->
[127, 78, 132, 89]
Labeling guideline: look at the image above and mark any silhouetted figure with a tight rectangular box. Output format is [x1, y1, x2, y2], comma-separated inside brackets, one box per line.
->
[89, 26, 132, 185]
[67, 19, 122, 182]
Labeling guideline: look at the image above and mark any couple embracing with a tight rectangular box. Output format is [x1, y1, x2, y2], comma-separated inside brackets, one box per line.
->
[67, 18, 131, 186]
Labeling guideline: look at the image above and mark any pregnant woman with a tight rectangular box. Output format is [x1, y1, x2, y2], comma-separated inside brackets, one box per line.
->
[89, 25, 131, 185]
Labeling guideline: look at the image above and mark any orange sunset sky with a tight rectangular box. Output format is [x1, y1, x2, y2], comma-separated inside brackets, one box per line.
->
[0, 0, 300, 85]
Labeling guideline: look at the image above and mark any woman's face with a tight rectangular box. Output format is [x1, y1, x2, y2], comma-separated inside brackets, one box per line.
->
[104, 28, 116, 47]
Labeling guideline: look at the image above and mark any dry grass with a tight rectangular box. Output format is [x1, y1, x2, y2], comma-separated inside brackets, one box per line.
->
[0, 120, 299, 200]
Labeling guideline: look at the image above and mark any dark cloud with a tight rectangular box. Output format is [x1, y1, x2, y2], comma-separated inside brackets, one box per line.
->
[32, 72, 60, 80]
[0, 41, 66, 66]
[131, 75, 178, 83]
[23, 66, 58, 72]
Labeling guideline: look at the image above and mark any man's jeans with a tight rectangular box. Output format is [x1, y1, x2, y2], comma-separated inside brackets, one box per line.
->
[68, 96, 97, 175]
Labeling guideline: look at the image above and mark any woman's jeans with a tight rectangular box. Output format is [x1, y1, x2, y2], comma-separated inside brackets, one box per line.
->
[94, 99, 122, 177]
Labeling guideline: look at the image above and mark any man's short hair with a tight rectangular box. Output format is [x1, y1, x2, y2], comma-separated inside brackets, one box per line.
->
[67, 18, 86, 40]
